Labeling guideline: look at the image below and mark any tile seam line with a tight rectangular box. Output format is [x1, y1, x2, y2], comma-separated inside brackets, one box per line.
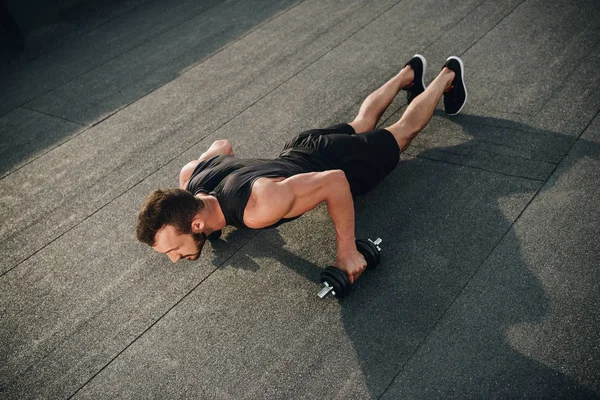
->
[412, 142, 560, 165]
[23, 0, 593, 395]
[0, 0, 405, 277]
[498, 107, 600, 225]
[19, 105, 85, 126]
[375, 0, 492, 127]
[0, 0, 308, 181]
[376, 107, 600, 399]
[0, 108, 119, 181]
[13, 229, 263, 390]
[0, 0, 229, 120]
[64, 230, 262, 400]
[432, 0, 489, 44]
[0, 105, 88, 180]
[536, 32, 600, 113]
[378, 3, 543, 394]
[377, 0, 538, 159]
[410, 153, 547, 182]
[5, 0, 412, 386]
[0, 0, 160, 79]
[458, 0, 527, 57]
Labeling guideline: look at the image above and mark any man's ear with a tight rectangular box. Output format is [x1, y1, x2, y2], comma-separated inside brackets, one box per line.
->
[191, 216, 205, 233]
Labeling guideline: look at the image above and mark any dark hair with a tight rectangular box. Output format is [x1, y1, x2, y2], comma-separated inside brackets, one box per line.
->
[136, 188, 205, 246]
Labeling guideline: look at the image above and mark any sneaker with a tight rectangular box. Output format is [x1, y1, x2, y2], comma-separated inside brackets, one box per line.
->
[442, 56, 467, 115]
[403, 54, 427, 104]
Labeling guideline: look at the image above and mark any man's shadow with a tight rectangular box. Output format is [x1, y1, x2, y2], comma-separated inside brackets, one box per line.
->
[209, 113, 600, 398]
[344, 113, 600, 398]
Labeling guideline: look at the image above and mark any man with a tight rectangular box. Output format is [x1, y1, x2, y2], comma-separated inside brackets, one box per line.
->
[137, 54, 467, 284]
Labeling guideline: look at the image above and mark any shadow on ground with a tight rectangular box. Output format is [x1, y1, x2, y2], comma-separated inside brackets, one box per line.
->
[216, 113, 600, 398]
[0, 0, 299, 177]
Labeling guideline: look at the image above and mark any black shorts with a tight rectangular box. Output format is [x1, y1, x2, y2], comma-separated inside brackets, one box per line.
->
[282, 124, 400, 195]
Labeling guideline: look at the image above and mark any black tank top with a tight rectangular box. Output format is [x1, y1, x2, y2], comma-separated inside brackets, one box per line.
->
[185, 148, 335, 229]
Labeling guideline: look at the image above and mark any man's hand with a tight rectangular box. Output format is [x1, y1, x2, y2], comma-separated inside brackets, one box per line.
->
[245, 170, 364, 282]
[336, 248, 367, 284]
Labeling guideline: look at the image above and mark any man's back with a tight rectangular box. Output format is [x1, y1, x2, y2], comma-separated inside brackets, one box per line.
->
[185, 152, 333, 228]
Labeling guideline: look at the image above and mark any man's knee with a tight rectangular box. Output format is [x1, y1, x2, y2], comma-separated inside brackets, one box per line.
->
[349, 117, 376, 134]
[385, 122, 419, 151]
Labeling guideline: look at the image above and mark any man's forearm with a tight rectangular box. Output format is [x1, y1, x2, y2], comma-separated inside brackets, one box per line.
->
[325, 171, 357, 254]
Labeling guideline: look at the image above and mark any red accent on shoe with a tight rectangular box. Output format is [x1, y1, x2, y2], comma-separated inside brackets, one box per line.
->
[444, 85, 454, 93]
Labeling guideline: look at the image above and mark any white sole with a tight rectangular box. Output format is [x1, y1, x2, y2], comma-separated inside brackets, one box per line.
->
[445, 56, 467, 115]
[414, 54, 427, 90]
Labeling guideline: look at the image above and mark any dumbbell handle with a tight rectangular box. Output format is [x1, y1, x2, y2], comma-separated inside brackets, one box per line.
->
[317, 237, 383, 299]
[369, 237, 382, 251]
[317, 282, 335, 299]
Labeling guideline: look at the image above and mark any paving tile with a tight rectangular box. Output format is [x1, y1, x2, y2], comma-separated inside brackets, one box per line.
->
[2, 0, 599, 398]
[462, 0, 600, 135]
[25, 0, 301, 125]
[0, 165, 256, 400]
[380, 114, 600, 399]
[0, 0, 397, 276]
[404, 113, 561, 181]
[0, 107, 83, 177]
[0, 0, 224, 116]
[1, 0, 153, 66]
[69, 157, 540, 399]
[210, 0, 511, 159]
[387, 0, 600, 180]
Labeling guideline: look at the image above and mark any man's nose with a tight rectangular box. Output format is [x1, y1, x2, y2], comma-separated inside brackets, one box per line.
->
[167, 253, 180, 263]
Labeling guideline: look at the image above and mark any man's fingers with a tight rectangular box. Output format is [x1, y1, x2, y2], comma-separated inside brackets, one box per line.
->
[352, 264, 366, 283]
[339, 258, 367, 285]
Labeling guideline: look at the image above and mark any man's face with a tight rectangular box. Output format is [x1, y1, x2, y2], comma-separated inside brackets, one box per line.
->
[153, 225, 206, 263]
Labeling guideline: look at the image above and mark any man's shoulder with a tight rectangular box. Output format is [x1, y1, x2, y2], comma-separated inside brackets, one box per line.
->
[243, 178, 293, 229]
[245, 177, 285, 211]
[187, 155, 244, 194]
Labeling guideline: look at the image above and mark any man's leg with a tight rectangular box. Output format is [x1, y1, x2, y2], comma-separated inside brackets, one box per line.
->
[349, 55, 426, 134]
[385, 67, 455, 151]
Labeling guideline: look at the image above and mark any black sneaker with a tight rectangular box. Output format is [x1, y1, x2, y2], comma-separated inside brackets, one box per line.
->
[403, 54, 427, 104]
[442, 56, 467, 115]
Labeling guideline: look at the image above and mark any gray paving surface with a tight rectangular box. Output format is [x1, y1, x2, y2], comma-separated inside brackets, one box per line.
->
[1, 0, 599, 399]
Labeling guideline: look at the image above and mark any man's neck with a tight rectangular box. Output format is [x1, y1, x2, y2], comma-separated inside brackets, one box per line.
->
[196, 193, 227, 234]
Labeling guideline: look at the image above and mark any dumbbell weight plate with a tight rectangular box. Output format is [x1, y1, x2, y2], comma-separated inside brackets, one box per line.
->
[321, 266, 351, 298]
[355, 239, 380, 269]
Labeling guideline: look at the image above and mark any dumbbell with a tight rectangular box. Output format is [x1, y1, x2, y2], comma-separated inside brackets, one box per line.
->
[317, 237, 382, 299]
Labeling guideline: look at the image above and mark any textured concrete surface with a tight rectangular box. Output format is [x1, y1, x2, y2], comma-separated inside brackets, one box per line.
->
[0, 107, 84, 176]
[382, 114, 600, 400]
[1, 0, 599, 399]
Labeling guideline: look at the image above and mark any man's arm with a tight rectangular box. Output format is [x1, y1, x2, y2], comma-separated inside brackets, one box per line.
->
[245, 170, 367, 282]
[179, 140, 234, 189]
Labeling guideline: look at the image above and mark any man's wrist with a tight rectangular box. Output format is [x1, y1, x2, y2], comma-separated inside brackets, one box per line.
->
[337, 238, 357, 253]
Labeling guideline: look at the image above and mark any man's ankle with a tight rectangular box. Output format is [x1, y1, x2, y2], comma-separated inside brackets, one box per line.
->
[441, 68, 455, 89]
